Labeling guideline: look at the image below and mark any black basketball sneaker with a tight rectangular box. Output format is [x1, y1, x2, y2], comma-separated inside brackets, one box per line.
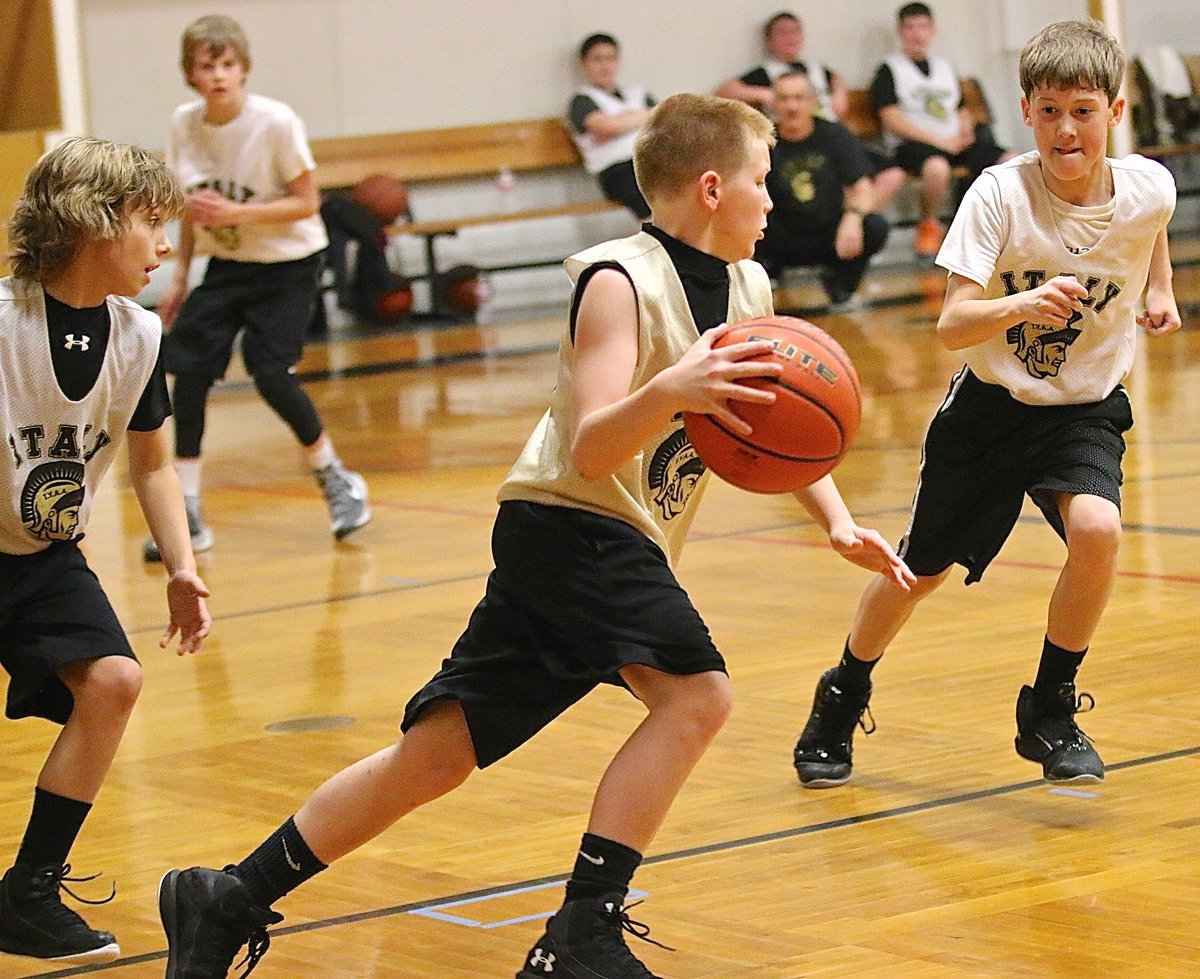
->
[516, 892, 670, 978]
[1015, 683, 1104, 782]
[793, 668, 874, 787]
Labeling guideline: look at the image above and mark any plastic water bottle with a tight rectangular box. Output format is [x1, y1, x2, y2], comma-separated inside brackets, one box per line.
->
[497, 165, 516, 211]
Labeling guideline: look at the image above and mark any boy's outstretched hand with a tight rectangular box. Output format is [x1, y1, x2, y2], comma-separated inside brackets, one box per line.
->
[828, 524, 916, 591]
[162, 571, 212, 655]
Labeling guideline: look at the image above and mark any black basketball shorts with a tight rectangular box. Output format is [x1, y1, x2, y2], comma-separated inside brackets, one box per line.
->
[163, 252, 322, 381]
[401, 500, 725, 768]
[0, 541, 137, 723]
[898, 368, 1133, 584]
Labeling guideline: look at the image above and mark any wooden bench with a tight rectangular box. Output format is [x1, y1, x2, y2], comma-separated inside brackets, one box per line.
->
[310, 118, 624, 315]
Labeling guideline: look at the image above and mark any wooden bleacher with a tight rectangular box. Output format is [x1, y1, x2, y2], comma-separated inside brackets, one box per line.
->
[310, 117, 623, 315]
[1128, 54, 1200, 172]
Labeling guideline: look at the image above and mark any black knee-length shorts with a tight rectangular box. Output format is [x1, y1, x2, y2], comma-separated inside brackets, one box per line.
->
[898, 369, 1132, 584]
[402, 501, 725, 767]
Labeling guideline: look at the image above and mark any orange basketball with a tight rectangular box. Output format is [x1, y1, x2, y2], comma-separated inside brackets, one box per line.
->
[683, 317, 861, 493]
[374, 284, 414, 322]
[439, 264, 487, 313]
[352, 174, 409, 225]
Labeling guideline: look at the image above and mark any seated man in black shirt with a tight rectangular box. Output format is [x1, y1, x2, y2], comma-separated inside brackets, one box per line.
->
[757, 72, 890, 310]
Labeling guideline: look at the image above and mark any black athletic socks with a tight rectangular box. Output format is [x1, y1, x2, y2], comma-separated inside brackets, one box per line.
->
[1034, 637, 1087, 699]
[833, 641, 878, 693]
[13, 788, 92, 872]
[563, 832, 642, 903]
[233, 817, 327, 908]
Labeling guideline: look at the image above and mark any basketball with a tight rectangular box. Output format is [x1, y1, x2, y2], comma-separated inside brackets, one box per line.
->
[683, 317, 861, 493]
[439, 264, 488, 313]
[352, 173, 409, 225]
[374, 284, 414, 322]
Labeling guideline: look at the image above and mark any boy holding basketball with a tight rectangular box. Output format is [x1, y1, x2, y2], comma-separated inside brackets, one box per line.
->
[0, 137, 210, 965]
[142, 13, 370, 563]
[158, 93, 911, 979]
[792, 19, 1180, 789]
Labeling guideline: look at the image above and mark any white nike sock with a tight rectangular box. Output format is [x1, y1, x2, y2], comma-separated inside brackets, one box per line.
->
[175, 459, 201, 497]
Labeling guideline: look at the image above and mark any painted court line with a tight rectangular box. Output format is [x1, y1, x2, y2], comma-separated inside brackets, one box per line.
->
[408, 881, 648, 930]
[1049, 788, 1100, 799]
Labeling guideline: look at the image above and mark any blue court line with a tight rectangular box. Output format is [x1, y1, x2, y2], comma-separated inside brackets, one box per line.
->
[1049, 788, 1100, 799]
[407, 881, 648, 930]
[37, 743, 1200, 976]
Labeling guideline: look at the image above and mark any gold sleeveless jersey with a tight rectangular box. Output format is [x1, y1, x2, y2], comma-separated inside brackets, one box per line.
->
[498, 231, 773, 567]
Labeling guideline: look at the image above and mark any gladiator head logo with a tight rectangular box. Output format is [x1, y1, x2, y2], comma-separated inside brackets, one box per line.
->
[648, 428, 707, 521]
[1005, 321, 1082, 379]
[210, 225, 241, 250]
[21, 462, 86, 541]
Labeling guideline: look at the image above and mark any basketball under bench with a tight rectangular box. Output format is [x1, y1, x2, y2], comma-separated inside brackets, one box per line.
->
[310, 118, 624, 316]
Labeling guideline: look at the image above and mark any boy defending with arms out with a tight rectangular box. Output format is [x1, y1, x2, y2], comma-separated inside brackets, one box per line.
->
[142, 14, 369, 563]
[0, 138, 210, 965]
[793, 20, 1180, 789]
[158, 93, 912, 979]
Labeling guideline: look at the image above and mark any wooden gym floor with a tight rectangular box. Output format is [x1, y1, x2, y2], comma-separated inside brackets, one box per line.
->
[5, 242, 1200, 977]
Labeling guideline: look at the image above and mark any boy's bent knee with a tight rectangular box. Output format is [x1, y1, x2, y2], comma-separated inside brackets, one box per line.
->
[402, 699, 478, 783]
[1065, 497, 1122, 556]
[625, 667, 733, 736]
[909, 570, 951, 598]
[61, 656, 143, 716]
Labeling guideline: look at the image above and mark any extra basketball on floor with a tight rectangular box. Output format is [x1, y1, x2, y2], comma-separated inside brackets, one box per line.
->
[684, 316, 861, 494]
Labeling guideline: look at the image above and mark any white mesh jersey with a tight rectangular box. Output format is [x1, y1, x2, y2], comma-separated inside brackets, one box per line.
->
[498, 232, 773, 568]
[570, 85, 650, 174]
[882, 53, 961, 148]
[168, 93, 328, 263]
[937, 151, 1176, 405]
[0, 278, 161, 555]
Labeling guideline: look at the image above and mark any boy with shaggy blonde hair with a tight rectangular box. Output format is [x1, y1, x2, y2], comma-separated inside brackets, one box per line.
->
[159, 93, 910, 979]
[0, 137, 209, 965]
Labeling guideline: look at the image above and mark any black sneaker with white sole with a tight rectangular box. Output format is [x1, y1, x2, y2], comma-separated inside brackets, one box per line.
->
[1015, 683, 1104, 782]
[516, 892, 670, 978]
[0, 863, 119, 964]
[159, 865, 282, 979]
[793, 668, 874, 788]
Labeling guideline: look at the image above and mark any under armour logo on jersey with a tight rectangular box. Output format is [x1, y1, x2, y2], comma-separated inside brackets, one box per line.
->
[63, 334, 90, 351]
[528, 948, 556, 971]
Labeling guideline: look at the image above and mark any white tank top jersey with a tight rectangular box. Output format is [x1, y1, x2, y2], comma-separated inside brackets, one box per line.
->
[0, 278, 161, 555]
[571, 85, 650, 174]
[937, 151, 1176, 405]
[168, 93, 328, 263]
[883, 53, 961, 147]
[498, 232, 773, 567]
[763, 58, 836, 120]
